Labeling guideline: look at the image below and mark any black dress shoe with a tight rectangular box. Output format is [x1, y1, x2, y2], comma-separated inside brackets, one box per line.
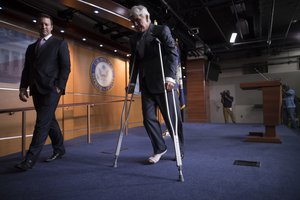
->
[15, 160, 33, 171]
[45, 153, 64, 162]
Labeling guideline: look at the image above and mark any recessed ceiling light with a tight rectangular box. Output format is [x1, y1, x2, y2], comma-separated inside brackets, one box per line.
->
[82, 38, 86, 41]
[78, 0, 130, 22]
[94, 10, 99, 14]
[32, 19, 37, 23]
[99, 44, 103, 47]
[60, 29, 65, 33]
[114, 50, 117, 52]
[230, 32, 237, 43]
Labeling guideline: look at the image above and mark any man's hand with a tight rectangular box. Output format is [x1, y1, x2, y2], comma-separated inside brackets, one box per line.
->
[165, 81, 175, 91]
[19, 88, 29, 102]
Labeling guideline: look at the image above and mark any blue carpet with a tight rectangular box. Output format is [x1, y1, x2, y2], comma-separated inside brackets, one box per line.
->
[0, 123, 300, 200]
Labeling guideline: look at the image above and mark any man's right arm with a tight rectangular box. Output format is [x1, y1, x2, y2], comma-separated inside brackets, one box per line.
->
[19, 47, 30, 102]
[19, 47, 30, 90]
[19, 88, 29, 102]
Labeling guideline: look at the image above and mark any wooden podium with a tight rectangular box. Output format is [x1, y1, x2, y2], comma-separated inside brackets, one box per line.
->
[240, 80, 282, 143]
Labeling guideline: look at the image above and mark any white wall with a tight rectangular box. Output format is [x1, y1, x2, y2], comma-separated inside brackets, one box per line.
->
[209, 49, 300, 123]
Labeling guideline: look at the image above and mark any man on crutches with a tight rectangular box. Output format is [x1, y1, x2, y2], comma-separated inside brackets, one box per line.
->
[127, 5, 184, 179]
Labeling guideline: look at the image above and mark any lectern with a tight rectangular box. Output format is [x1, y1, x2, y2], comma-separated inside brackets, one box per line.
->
[240, 80, 282, 143]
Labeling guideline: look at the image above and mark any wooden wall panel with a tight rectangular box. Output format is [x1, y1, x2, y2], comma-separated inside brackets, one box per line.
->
[186, 59, 210, 122]
[0, 23, 143, 157]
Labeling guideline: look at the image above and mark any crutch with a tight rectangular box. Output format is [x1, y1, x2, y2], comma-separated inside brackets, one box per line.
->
[155, 37, 184, 182]
[113, 55, 136, 168]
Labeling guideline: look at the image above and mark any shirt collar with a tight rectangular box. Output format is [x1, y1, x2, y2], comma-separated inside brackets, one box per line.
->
[43, 34, 52, 41]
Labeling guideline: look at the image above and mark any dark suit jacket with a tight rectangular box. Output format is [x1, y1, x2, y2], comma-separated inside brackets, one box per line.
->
[129, 24, 179, 94]
[20, 36, 71, 95]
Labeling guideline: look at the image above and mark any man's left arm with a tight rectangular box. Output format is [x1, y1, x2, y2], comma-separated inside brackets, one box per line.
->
[57, 40, 71, 93]
[160, 25, 179, 89]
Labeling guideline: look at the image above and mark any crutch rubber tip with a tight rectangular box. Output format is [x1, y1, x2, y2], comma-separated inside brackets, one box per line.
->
[179, 175, 184, 182]
[113, 159, 118, 168]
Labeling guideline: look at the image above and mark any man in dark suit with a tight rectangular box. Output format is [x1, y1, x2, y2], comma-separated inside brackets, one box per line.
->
[128, 5, 184, 164]
[15, 13, 71, 171]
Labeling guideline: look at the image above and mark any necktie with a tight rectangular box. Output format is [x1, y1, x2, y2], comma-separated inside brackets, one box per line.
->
[36, 38, 45, 52]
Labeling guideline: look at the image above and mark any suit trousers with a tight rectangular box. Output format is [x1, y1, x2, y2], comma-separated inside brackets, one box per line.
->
[287, 107, 298, 128]
[223, 107, 236, 123]
[25, 89, 65, 163]
[141, 86, 184, 155]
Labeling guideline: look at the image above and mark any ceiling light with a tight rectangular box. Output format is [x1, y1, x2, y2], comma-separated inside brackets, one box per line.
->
[114, 50, 117, 53]
[32, 19, 37, 23]
[78, 0, 130, 21]
[188, 28, 199, 36]
[99, 44, 103, 47]
[94, 10, 99, 14]
[190, 27, 199, 35]
[60, 29, 65, 33]
[230, 32, 237, 43]
[82, 38, 86, 41]
[126, 54, 131, 57]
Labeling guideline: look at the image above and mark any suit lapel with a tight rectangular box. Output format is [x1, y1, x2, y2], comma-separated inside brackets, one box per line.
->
[38, 37, 50, 53]
[36, 36, 53, 56]
[136, 33, 145, 58]
[136, 24, 154, 59]
[34, 40, 40, 55]
[145, 24, 154, 40]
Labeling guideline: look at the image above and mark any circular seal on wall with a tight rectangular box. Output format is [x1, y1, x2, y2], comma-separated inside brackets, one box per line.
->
[90, 57, 114, 92]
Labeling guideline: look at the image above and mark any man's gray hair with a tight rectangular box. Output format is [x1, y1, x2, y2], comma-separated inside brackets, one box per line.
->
[130, 5, 150, 18]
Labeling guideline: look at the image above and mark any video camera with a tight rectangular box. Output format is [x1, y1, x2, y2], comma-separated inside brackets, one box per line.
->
[220, 90, 229, 97]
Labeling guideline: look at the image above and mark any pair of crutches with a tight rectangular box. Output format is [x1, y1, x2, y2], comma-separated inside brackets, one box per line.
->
[113, 37, 184, 182]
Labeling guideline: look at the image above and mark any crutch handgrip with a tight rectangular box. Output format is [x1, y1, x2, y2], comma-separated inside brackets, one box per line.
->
[154, 38, 161, 44]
